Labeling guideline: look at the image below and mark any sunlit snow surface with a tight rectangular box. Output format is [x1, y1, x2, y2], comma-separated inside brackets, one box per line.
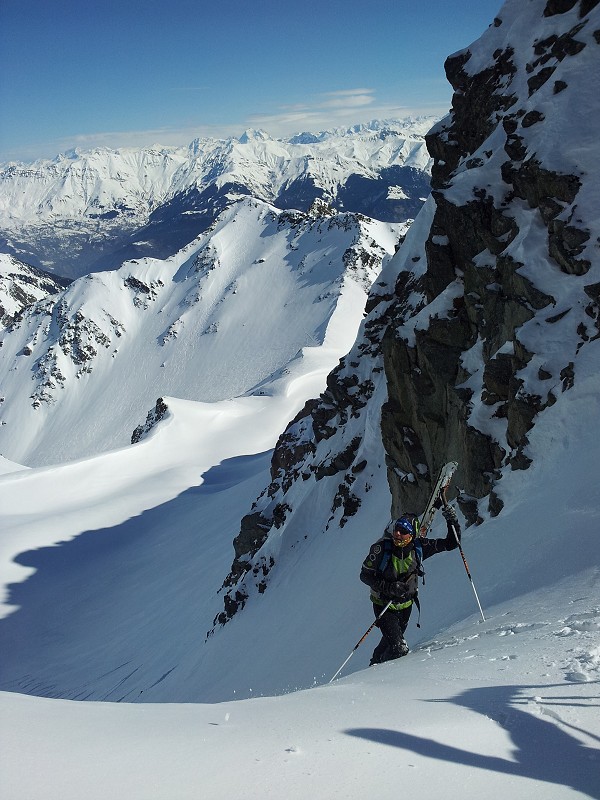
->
[1, 0, 600, 794]
[0, 318, 598, 800]
[0, 198, 402, 465]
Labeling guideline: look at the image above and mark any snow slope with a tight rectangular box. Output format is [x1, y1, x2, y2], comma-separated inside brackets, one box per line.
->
[2, 577, 599, 800]
[0, 197, 403, 465]
[0, 344, 598, 799]
[3, 580, 600, 800]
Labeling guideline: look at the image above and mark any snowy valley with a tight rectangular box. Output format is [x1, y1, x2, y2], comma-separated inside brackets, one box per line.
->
[1, 1, 599, 799]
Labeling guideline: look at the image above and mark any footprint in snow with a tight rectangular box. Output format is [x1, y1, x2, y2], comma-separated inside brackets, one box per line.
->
[564, 644, 600, 683]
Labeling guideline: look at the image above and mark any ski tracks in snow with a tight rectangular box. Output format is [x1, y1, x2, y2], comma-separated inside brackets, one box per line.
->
[417, 585, 600, 683]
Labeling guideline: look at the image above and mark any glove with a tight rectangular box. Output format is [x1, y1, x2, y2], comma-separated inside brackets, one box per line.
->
[379, 580, 408, 600]
[442, 505, 458, 524]
[388, 581, 408, 600]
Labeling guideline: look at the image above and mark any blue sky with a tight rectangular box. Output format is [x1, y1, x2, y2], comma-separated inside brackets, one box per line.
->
[0, 0, 503, 162]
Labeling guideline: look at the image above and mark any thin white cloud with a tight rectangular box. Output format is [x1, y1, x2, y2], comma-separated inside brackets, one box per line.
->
[245, 91, 447, 137]
[280, 88, 376, 112]
[321, 88, 374, 97]
[319, 94, 374, 109]
[5, 125, 238, 161]
[1, 88, 449, 162]
[246, 88, 447, 135]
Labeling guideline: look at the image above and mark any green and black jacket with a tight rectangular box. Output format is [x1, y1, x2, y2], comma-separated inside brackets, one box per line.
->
[360, 520, 460, 610]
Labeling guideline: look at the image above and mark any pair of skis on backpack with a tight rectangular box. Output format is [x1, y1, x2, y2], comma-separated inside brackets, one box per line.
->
[420, 460, 486, 622]
[418, 460, 458, 536]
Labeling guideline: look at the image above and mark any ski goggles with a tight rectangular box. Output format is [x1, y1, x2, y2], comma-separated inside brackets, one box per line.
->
[392, 530, 413, 546]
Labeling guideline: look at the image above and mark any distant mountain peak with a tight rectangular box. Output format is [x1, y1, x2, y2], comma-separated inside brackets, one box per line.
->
[237, 129, 272, 143]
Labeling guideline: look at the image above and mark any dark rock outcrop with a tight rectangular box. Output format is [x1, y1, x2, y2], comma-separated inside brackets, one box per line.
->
[0, 256, 69, 329]
[213, 0, 600, 625]
[381, 0, 598, 519]
[131, 397, 169, 444]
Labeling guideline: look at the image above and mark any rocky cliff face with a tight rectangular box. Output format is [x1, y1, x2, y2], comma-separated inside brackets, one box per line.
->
[214, 0, 600, 625]
[383, 0, 599, 522]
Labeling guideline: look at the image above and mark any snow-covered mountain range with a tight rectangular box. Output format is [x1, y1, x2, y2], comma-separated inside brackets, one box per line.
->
[0, 197, 404, 465]
[0, 118, 434, 278]
[0, 2, 599, 798]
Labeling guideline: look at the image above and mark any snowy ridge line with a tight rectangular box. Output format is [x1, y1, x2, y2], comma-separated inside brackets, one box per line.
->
[0, 197, 403, 465]
[0, 117, 435, 277]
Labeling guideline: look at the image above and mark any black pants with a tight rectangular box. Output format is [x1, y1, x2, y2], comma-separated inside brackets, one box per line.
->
[370, 602, 412, 665]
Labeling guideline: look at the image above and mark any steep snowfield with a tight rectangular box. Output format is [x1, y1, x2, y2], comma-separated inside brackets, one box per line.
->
[0, 198, 403, 465]
[0, 328, 598, 800]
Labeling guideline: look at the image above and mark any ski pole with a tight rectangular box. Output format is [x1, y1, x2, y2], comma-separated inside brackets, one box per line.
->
[444, 499, 486, 623]
[329, 601, 392, 683]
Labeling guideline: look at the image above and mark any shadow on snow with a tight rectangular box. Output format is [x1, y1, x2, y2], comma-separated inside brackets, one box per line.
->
[346, 681, 600, 798]
[0, 450, 271, 701]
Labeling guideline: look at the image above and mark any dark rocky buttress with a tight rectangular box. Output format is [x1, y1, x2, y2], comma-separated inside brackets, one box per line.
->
[213, 0, 600, 625]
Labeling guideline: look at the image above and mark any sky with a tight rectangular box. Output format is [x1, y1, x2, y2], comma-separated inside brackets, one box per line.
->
[0, 0, 503, 162]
